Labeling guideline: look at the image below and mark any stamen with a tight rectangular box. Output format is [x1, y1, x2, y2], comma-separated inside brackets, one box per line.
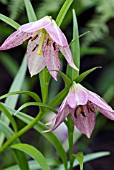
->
[53, 42, 56, 50]
[80, 106, 86, 117]
[74, 111, 77, 118]
[46, 38, 50, 46]
[74, 106, 86, 118]
[31, 34, 38, 41]
[87, 105, 91, 113]
[24, 37, 32, 44]
[32, 44, 38, 52]
[81, 110, 86, 117]
[87, 104, 94, 113]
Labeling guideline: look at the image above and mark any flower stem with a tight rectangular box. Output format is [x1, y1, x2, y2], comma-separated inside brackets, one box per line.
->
[39, 68, 50, 104]
[68, 115, 74, 170]
[0, 111, 42, 152]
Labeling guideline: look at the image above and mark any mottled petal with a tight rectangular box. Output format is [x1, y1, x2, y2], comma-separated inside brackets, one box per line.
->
[45, 97, 67, 126]
[0, 29, 32, 50]
[45, 20, 68, 46]
[43, 40, 60, 80]
[70, 104, 96, 138]
[44, 105, 69, 132]
[66, 83, 88, 108]
[18, 17, 68, 47]
[59, 97, 68, 112]
[59, 46, 79, 71]
[45, 117, 55, 126]
[27, 34, 45, 76]
[94, 104, 114, 120]
[20, 16, 51, 33]
[87, 90, 114, 120]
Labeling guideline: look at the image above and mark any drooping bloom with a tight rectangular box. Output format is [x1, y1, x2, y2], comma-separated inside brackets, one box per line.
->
[45, 82, 114, 138]
[0, 16, 78, 80]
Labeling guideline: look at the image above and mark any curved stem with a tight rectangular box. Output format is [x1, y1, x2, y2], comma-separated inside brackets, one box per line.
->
[0, 111, 42, 152]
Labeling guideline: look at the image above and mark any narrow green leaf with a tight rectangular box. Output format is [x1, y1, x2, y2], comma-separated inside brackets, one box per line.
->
[18, 114, 68, 169]
[73, 152, 84, 170]
[0, 120, 29, 170]
[3, 105, 68, 169]
[49, 86, 69, 108]
[0, 91, 41, 102]
[0, 103, 17, 133]
[0, 120, 16, 139]
[3, 159, 60, 170]
[67, 9, 80, 80]
[0, 52, 18, 77]
[72, 9, 80, 68]
[70, 31, 90, 47]
[2, 56, 27, 108]
[14, 149, 30, 170]
[74, 152, 110, 167]
[0, 56, 27, 146]
[58, 151, 110, 170]
[56, 0, 73, 27]
[0, 13, 20, 29]
[81, 47, 106, 56]
[14, 102, 57, 115]
[75, 66, 101, 83]
[24, 0, 37, 22]
[55, 70, 72, 86]
[10, 144, 50, 170]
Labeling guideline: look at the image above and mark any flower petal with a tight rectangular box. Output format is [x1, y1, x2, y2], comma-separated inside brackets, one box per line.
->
[21, 17, 68, 47]
[59, 46, 79, 71]
[45, 19, 68, 47]
[94, 104, 114, 120]
[44, 105, 69, 132]
[20, 16, 51, 33]
[59, 96, 68, 112]
[0, 29, 32, 50]
[27, 34, 45, 76]
[70, 104, 96, 138]
[87, 90, 114, 120]
[43, 41, 60, 80]
[66, 83, 88, 108]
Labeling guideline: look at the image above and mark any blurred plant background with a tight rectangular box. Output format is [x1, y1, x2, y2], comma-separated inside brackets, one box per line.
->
[0, 0, 114, 169]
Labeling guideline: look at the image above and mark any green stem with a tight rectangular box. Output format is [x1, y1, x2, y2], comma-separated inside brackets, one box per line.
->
[0, 111, 42, 152]
[39, 68, 50, 104]
[68, 115, 74, 170]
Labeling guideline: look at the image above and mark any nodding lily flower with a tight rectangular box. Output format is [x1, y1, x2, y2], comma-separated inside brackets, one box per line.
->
[0, 16, 78, 80]
[45, 82, 114, 138]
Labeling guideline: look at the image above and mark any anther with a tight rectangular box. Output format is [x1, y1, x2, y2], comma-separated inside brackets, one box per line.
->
[24, 37, 32, 44]
[32, 44, 38, 52]
[31, 34, 38, 41]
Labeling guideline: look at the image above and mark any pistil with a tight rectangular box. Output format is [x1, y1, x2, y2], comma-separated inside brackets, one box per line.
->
[37, 30, 45, 55]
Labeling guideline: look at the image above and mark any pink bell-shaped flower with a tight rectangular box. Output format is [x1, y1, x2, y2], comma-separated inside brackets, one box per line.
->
[0, 16, 78, 80]
[45, 82, 114, 138]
